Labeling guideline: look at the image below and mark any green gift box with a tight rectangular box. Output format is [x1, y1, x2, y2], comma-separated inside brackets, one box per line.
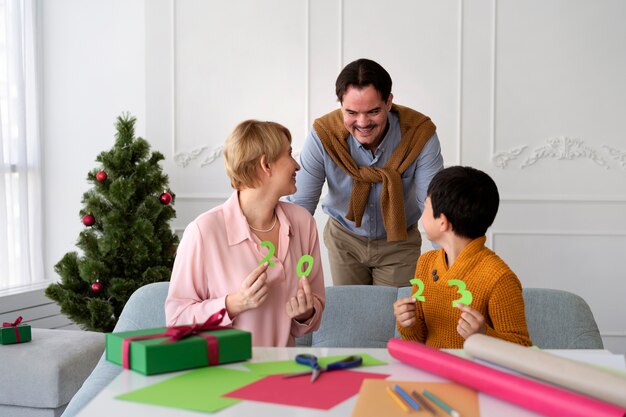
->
[106, 322, 252, 375]
[1, 317, 32, 345]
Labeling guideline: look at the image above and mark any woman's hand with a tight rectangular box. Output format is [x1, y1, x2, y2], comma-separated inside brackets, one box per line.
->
[393, 297, 417, 328]
[286, 277, 315, 322]
[225, 263, 269, 318]
[456, 304, 486, 339]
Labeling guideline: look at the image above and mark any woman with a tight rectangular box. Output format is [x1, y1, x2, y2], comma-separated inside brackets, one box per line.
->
[165, 120, 325, 346]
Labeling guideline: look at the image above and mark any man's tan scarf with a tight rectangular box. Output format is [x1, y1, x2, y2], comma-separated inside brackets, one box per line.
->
[313, 104, 436, 241]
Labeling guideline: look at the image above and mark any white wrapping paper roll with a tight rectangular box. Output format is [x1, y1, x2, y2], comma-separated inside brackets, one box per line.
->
[464, 334, 626, 408]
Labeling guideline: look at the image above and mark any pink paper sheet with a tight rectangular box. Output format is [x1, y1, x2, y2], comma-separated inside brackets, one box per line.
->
[387, 338, 626, 417]
[225, 370, 389, 410]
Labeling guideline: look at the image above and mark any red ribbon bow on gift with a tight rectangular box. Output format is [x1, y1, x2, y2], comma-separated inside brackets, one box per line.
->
[2, 316, 23, 343]
[122, 309, 230, 370]
[163, 309, 227, 342]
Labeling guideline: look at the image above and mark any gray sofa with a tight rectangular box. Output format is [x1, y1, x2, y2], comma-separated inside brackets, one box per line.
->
[61, 282, 603, 417]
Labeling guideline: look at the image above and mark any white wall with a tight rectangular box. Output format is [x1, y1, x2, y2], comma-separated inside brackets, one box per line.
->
[41, 0, 626, 353]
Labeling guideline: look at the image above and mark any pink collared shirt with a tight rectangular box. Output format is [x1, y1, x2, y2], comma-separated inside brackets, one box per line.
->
[165, 191, 325, 347]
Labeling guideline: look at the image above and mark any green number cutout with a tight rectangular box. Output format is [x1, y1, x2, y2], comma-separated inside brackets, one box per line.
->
[409, 278, 425, 302]
[259, 240, 276, 267]
[296, 254, 314, 279]
[448, 279, 472, 308]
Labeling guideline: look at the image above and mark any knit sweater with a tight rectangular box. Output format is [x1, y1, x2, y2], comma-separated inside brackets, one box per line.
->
[398, 236, 532, 348]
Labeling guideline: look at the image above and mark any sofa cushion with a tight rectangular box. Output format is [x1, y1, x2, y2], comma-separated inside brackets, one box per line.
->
[311, 285, 399, 348]
[0, 328, 104, 412]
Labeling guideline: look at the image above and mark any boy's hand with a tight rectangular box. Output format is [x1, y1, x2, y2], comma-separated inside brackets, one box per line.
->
[456, 304, 486, 339]
[393, 297, 417, 328]
[286, 277, 315, 322]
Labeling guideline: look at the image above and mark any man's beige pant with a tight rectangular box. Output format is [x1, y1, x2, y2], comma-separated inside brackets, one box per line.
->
[323, 218, 422, 287]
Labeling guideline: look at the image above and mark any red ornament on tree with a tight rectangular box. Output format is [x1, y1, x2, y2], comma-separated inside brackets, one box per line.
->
[96, 170, 108, 182]
[91, 280, 103, 294]
[159, 191, 172, 205]
[82, 214, 95, 226]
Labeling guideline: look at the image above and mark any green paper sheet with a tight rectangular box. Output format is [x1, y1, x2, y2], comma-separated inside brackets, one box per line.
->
[116, 366, 262, 413]
[243, 353, 387, 375]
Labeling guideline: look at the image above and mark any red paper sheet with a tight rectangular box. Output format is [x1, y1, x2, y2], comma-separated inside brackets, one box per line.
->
[224, 370, 389, 410]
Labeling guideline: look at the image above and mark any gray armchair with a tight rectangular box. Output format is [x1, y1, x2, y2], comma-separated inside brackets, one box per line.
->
[62, 283, 603, 417]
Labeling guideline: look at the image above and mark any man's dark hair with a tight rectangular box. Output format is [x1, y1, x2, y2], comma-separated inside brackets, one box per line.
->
[335, 58, 392, 103]
[427, 166, 500, 239]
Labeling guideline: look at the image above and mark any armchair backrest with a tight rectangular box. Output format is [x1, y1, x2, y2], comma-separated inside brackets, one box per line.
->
[113, 281, 169, 332]
[303, 286, 603, 349]
[522, 287, 603, 349]
[111, 282, 603, 349]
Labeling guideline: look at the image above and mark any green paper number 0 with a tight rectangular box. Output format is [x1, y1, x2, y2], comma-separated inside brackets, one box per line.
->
[296, 255, 314, 279]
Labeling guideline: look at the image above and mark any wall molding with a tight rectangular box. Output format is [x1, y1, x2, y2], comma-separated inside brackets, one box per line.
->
[174, 192, 231, 201]
[520, 137, 609, 169]
[499, 195, 626, 203]
[487, 2, 618, 172]
[604, 145, 626, 169]
[493, 139, 624, 170]
[492, 146, 527, 168]
[170, 0, 310, 168]
[490, 230, 626, 238]
[487, 229, 626, 250]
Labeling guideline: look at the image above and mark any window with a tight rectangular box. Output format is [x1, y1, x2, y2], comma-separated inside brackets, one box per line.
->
[0, 0, 44, 293]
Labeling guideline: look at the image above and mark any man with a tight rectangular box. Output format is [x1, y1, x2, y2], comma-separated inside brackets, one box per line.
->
[288, 58, 443, 287]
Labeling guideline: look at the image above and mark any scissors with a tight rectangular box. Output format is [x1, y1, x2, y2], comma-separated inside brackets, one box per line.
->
[283, 354, 363, 382]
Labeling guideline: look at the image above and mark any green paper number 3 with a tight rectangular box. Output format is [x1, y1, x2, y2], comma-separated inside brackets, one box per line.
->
[448, 279, 473, 308]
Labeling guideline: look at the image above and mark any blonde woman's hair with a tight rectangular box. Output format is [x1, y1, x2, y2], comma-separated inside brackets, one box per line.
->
[223, 120, 292, 190]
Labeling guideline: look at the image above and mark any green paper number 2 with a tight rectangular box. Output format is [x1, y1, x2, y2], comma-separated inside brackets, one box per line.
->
[259, 241, 276, 267]
[409, 278, 425, 302]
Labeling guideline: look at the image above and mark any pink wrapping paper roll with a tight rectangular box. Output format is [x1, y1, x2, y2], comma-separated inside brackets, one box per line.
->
[387, 338, 626, 417]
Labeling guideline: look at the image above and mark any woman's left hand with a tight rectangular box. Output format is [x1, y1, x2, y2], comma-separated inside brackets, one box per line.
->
[286, 277, 315, 322]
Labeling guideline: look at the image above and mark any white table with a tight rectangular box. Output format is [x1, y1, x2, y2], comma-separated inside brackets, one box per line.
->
[76, 347, 625, 417]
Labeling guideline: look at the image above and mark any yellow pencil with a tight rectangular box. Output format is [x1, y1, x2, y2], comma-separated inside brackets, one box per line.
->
[386, 386, 410, 412]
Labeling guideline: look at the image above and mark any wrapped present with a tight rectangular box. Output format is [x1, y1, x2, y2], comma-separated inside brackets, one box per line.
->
[106, 309, 252, 375]
[1, 316, 32, 345]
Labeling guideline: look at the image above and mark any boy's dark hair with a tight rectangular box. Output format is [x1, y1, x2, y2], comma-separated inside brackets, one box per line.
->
[335, 58, 392, 103]
[427, 166, 500, 239]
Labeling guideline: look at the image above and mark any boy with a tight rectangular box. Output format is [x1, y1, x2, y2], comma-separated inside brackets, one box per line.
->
[393, 166, 532, 348]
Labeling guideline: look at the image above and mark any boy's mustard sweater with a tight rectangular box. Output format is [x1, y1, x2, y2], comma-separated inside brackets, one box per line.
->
[398, 236, 532, 348]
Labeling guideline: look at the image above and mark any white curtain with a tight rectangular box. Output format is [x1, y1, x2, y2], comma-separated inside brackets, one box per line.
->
[0, 0, 43, 292]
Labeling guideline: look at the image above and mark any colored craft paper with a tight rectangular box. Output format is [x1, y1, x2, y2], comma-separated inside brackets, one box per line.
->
[225, 370, 389, 410]
[352, 380, 480, 417]
[387, 338, 626, 417]
[116, 366, 261, 413]
[243, 353, 386, 375]
[464, 334, 626, 407]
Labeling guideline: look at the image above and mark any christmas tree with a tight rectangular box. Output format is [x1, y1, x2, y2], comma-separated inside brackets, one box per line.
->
[46, 114, 179, 332]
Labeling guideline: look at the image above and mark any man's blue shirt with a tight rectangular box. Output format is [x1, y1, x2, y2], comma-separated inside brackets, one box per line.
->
[287, 111, 444, 240]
